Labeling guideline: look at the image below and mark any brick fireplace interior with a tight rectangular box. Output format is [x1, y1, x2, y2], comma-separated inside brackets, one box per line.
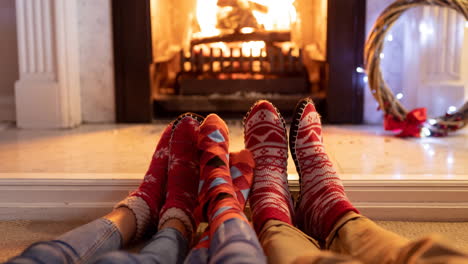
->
[112, 0, 365, 123]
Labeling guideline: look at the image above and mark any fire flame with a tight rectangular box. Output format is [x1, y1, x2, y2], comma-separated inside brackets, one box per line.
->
[195, 0, 296, 38]
[193, 0, 296, 57]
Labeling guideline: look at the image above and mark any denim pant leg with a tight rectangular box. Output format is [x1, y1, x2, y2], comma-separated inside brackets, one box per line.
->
[185, 247, 209, 264]
[209, 218, 267, 264]
[92, 227, 189, 264]
[6, 218, 122, 264]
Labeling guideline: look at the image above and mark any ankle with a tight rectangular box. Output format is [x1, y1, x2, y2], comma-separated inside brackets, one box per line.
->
[104, 207, 137, 245]
[160, 218, 189, 239]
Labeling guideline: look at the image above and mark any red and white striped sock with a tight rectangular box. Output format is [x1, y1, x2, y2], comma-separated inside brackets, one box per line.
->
[290, 98, 358, 244]
[115, 122, 173, 240]
[159, 115, 202, 237]
[244, 100, 294, 233]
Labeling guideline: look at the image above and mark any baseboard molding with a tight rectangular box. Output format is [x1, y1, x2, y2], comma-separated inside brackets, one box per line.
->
[1, 173, 467, 221]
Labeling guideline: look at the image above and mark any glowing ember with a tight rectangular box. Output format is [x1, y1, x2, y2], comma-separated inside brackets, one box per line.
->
[241, 41, 265, 57]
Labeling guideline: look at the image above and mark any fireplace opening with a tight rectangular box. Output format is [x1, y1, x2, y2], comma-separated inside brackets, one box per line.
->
[151, 0, 327, 117]
[112, 0, 365, 123]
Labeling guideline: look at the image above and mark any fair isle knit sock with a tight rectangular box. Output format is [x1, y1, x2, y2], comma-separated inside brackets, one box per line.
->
[158, 114, 203, 238]
[290, 98, 359, 245]
[114, 122, 173, 240]
[244, 100, 294, 233]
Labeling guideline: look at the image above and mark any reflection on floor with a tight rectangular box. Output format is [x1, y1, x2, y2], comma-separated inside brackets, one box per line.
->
[0, 122, 466, 180]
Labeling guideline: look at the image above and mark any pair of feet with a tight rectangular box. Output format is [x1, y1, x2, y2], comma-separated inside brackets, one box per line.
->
[244, 99, 358, 245]
[120, 97, 358, 246]
[118, 113, 254, 243]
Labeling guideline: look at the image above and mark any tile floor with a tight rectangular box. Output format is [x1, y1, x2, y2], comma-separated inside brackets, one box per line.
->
[0, 122, 466, 181]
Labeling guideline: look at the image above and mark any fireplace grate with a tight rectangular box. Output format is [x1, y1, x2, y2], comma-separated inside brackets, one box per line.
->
[179, 47, 304, 75]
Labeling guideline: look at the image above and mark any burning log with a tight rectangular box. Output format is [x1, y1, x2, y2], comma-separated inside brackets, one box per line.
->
[217, 6, 259, 30]
[215, 0, 269, 31]
[217, 0, 268, 13]
[191, 31, 291, 46]
[216, 0, 260, 31]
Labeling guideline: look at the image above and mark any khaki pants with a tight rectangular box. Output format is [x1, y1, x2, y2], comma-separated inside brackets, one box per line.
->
[258, 212, 468, 264]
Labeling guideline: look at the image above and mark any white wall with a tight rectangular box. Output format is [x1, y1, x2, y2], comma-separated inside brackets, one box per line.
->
[77, 0, 115, 123]
[0, 0, 18, 121]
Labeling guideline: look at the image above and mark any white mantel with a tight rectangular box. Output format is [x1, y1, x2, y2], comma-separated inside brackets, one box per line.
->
[12, 0, 115, 128]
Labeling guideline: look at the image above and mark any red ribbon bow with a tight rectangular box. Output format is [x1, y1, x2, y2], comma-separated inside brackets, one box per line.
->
[384, 108, 427, 137]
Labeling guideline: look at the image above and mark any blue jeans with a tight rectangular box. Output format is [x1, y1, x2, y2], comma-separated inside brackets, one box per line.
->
[6, 217, 264, 264]
[186, 218, 266, 264]
[5, 218, 188, 264]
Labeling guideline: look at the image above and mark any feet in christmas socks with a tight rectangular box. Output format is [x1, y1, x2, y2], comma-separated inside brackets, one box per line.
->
[196, 114, 252, 235]
[290, 97, 358, 245]
[192, 149, 254, 252]
[244, 100, 295, 233]
[114, 121, 174, 240]
[158, 113, 204, 239]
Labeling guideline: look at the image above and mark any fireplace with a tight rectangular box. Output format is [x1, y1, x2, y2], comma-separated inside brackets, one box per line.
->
[112, 0, 365, 123]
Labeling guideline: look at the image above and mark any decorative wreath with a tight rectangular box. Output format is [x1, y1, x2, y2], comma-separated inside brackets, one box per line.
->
[364, 0, 468, 137]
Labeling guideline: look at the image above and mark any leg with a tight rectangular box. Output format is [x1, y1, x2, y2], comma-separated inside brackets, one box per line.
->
[327, 212, 468, 264]
[185, 229, 210, 264]
[291, 98, 468, 264]
[209, 217, 265, 264]
[197, 114, 266, 264]
[115, 113, 202, 241]
[157, 115, 203, 240]
[243, 100, 295, 233]
[186, 150, 255, 264]
[244, 100, 359, 264]
[289, 98, 359, 247]
[92, 219, 189, 264]
[5, 214, 123, 264]
[95, 115, 204, 264]
[6, 118, 185, 264]
[259, 219, 320, 264]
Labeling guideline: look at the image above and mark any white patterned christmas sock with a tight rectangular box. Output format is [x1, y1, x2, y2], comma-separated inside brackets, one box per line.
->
[244, 100, 294, 233]
[290, 98, 359, 244]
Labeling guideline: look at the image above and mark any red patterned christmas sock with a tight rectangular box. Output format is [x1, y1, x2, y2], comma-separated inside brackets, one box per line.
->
[159, 114, 203, 237]
[193, 228, 211, 250]
[230, 149, 255, 210]
[207, 195, 248, 237]
[196, 114, 234, 221]
[244, 100, 294, 233]
[192, 149, 254, 250]
[290, 98, 359, 245]
[208, 150, 254, 233]
[115, 122, 173, 240]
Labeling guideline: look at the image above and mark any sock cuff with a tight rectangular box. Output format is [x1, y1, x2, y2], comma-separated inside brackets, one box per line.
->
[159, 207, 194, 236]
[114, 196, 151, 241]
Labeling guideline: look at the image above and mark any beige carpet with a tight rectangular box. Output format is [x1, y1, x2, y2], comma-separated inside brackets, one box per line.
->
[1, 220, 468, 262]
